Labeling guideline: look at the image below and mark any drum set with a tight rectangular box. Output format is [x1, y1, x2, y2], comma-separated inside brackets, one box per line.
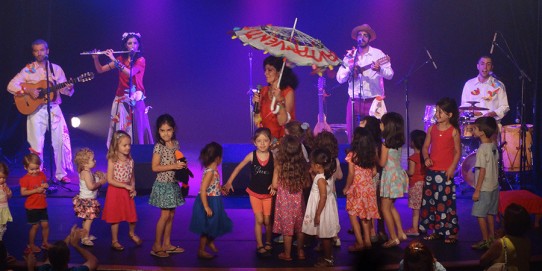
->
[423, 101, 534, 192]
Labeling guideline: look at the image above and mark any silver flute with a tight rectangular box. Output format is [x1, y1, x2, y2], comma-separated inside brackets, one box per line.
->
[80, 50, 140, 55]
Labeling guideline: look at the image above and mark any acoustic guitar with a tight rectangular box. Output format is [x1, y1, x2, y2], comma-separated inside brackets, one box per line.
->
[313, 76, 332, 135]
[14, 72, 94, 115]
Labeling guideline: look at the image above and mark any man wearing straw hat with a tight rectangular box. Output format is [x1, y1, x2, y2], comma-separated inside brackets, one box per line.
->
[336, 24, 393, 141]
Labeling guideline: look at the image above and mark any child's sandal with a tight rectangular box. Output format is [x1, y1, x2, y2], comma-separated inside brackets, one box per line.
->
[444, 237, 458, 244]
[129, 233, 143, 246]
[423, 233, 442, 241]
[264, 242, 273, 251]
[111, 241, 124, 251]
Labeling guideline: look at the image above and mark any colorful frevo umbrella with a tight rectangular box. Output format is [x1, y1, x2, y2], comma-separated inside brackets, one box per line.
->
[232, 18, 342, 113]
[232, 19, 341, 70]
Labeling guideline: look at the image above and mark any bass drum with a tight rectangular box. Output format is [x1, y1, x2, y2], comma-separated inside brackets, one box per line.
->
[460, 153, 476, 187]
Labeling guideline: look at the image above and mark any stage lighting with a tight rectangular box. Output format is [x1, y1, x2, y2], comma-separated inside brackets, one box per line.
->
[71, 117, 81, 128]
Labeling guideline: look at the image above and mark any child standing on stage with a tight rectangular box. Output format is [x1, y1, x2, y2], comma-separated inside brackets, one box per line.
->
[360, 115, 387, 243]
[73, 148, 107, 247]
[420, 97, 461, 244]
[343, 127, 379, 251]
[149, 114, 186, 258]
[102, 130, 142, 251]
[271, 135, 309, 261]
[302, 148, 340, 268]
[379, 112, 408, 248]
[189, 142, 232, 259]
[405, 130, 427, 237]
[223, 128, 274, 257]
[471, 117, 499, 250]
[0, 162, 13, 265]
[314, 131, 343, 247]
[19, 153, 50, 253]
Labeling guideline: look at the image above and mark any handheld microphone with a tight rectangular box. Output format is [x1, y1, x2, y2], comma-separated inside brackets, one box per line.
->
[253, 85, 262, 114]
[425, 48, 438, 70]
[490, 32, 497, 54]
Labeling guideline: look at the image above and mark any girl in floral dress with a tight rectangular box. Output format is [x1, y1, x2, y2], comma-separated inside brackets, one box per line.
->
[102, 130, 142, 251]
[379, 112, 408, 248]
[189, 142, 232, 259]
[271, 135, 309, 261]
[149, 114, 186, 258]
[343, 127, 379, 251]
[73, 148, 106, 247]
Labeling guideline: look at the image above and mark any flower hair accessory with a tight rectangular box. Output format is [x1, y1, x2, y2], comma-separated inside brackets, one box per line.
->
[122, 32, 141, 40]
[301, 122, 310, 130]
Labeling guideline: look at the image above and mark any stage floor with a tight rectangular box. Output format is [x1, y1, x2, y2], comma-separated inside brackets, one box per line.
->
[3, 144, 542, 270]
[3, 192, 542, 270]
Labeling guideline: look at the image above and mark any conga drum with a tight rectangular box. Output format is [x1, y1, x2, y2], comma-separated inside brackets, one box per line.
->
[501, 124, 533, 172]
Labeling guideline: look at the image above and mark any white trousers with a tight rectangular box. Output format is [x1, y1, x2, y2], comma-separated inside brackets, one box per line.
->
[27, 104, 73, 180]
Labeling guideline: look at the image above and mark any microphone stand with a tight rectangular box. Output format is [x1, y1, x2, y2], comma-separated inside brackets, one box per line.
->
[493, 36, 532, 186]
[128, 51, 135, 143]
[397, 49, 435, 158]
[247, 52, 255, 136]
[349, 46, 360, 141]
[44, 57, 70, 193]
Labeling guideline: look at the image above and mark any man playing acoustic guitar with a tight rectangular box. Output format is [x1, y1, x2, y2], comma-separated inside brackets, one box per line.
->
[336, 24, 393, 142]
[7, 39, 74, 183]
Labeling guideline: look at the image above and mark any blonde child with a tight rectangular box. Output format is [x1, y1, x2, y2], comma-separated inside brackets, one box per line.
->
[420, 97, 461, 244]
[149, 114, 186, 258]
[343, 127, 379, 251]
[271, 135, 309, 261]
[405, 130, 427, 236]
[0, 162, 13, 264]
[302, 148, 340, 268]
[223, 128, 274, 257]
[379, 112, 408, 248]
[101, 130, 142, 251]
[73, 148, 107, 247]
[19, 153, 50, 253]
[189, 142, 233, 259]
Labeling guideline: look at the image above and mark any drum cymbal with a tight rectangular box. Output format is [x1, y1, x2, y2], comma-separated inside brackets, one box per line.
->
[458, 105, 489, 111]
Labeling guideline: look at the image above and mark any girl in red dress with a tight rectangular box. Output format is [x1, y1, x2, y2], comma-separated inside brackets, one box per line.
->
[102, 130, 141, 251]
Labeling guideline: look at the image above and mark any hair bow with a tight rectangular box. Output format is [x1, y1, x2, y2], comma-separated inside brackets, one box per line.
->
[301, 122, 310, 130]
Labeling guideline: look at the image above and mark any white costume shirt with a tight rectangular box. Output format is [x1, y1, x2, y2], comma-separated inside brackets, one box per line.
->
[336, 46, 393, 99]
[461, 76, 509, 120]
[7, 61, 73, 104]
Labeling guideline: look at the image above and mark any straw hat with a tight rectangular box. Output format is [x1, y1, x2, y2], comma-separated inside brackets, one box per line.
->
[351, 24, 376, 42]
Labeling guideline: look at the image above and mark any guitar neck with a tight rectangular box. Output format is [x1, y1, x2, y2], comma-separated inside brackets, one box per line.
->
[51, 78, 76, 91]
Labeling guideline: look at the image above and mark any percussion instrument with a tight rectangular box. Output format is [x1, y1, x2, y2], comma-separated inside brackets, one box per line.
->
[460, 152, 476, 187]
[460, 120, 476, 138]
[458, 105, 489, 111]
[459, 101, 489, 111]
[501, 124, 533, 172]
[423, 105, 436, 131]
